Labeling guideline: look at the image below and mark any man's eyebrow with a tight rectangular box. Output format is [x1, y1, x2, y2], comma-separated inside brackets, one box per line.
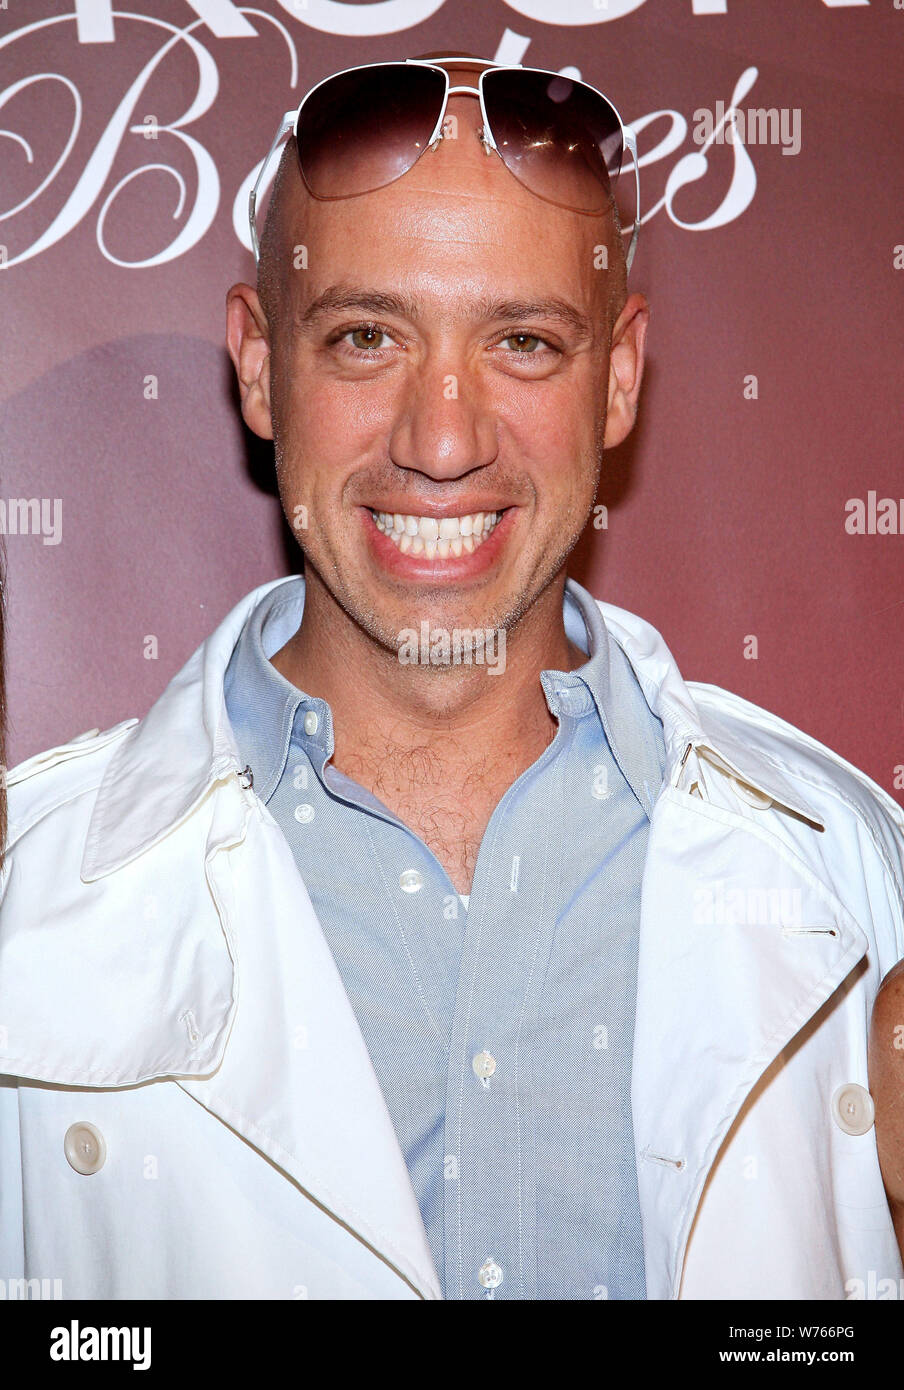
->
[294, 286, 594, 337]
[295, 287, 420, 329]
[479, 297, 594, 337]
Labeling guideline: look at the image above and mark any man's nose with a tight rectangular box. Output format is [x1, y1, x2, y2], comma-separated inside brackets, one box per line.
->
[387, 362, 498, 480]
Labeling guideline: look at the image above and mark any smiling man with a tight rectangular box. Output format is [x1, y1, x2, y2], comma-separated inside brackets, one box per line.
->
[228, 55, 645, 904]
[1, 53, 903, 1303]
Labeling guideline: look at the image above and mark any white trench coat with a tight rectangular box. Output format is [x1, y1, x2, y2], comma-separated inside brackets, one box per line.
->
[1, 577, 902, 1300]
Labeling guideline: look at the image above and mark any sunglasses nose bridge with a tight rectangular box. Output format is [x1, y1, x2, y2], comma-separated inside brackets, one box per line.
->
[430, 82, 494, 156]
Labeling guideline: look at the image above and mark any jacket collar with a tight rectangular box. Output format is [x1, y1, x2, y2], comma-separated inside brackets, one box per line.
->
[82, 577, 823, 883]
[81, 578, 289, 881]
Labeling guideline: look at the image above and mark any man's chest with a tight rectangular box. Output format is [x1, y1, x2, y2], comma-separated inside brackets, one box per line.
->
[266, 742, 653, 1298]
[379, 788, 498, 894]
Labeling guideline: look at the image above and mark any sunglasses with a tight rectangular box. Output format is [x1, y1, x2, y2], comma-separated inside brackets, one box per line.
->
[249, 57, 640, 273]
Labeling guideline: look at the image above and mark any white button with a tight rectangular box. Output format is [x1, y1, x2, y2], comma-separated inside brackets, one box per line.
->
[832, 1083, 875, 1136]
[64, 1122, 106, 1175]
[399, 869, 423, 893]
[303, 711, 319, 736]
[478, 1258, 503, 1289]
[729, 776, 773, 809]
[294, 803, 315, 823]
[472, 1050, 496, 1080]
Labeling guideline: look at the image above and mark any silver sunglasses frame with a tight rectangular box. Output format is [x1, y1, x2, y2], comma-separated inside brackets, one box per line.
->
[248, 56, 640, 273]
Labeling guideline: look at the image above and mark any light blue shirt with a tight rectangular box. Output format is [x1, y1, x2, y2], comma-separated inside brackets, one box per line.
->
[224, 574, 667, 1299]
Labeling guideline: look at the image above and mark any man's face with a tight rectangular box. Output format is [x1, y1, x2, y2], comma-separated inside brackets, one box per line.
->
[233, 67, 647, 653]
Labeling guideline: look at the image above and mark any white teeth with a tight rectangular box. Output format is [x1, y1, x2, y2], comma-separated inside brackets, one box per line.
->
[370, 508, 503, 557]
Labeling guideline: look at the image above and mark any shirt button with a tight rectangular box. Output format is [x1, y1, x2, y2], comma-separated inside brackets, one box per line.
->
[294, 803, 315, 823]
[303, 710, 319, 736]
[478, 1258, 503, 1289]
[472, 1050, 496, 1080]
[832, 1083, 875, 1136]
[399, 869, 423, 893]
[64, 1122, 106, 1175]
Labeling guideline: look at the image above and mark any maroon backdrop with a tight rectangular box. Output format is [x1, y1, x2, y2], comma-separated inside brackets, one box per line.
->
[1, 0, 902, 805]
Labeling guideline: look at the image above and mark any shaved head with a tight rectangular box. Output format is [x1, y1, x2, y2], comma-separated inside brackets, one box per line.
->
[255, 60, 629, 344]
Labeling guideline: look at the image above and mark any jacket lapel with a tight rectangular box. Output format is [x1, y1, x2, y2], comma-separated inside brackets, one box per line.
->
[177, 784, 443, 1300]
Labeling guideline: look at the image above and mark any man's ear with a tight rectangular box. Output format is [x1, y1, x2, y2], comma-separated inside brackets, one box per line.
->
[226, 282, 274, 441]
[603, 292, 650, 449]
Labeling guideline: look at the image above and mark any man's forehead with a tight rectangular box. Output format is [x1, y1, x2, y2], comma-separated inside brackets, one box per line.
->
[288, 179, 603, 326]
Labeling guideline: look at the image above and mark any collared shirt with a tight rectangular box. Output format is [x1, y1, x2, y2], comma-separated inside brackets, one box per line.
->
[223, 574, 667, 1300]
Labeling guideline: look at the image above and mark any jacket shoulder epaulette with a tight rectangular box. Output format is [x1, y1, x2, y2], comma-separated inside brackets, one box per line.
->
[690, 680, 904, 908]
[691, 681, 903, 820]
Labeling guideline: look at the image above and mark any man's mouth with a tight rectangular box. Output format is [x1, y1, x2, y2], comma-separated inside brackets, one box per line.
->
[369, 509, 504, 560]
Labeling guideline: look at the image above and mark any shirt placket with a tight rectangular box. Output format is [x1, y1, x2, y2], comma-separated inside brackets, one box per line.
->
[443, 738, 566, 1301]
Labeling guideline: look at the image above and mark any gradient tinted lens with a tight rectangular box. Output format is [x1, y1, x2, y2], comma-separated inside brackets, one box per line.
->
[481, 69, 625, 215]
[296, 64, 447, 198]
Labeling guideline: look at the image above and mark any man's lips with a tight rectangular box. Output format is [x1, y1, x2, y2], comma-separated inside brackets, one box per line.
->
[361, 504, 515, 578]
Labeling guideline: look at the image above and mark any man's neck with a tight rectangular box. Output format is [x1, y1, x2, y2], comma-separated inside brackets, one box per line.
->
[270, 570, 585, 785]
[270, 571, 587, 892]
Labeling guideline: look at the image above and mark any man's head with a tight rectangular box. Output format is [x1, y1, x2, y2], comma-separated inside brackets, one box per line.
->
[227, 55, 649, 662]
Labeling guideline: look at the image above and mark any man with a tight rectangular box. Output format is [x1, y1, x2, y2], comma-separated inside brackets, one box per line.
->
[1, 52, 902, 1301]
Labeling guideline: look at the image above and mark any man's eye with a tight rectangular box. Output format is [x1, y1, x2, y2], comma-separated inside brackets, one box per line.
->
[502, 334, 546, 353]
[342, 326, 397, 352]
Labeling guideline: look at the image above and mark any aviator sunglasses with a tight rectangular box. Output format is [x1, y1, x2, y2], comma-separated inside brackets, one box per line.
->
[249, 56, 640, 272]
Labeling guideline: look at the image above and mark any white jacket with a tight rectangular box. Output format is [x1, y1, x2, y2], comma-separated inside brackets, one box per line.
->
[1, 576, 902, 1301]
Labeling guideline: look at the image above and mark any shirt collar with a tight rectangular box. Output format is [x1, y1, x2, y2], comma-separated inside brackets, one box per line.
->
[223, 574, 666, 821]
[544, 579, 667, 819]
[222, 580, 310, 805]
[80, 575, 825, 883]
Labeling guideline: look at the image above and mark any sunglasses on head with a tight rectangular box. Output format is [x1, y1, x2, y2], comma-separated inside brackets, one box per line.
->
[249, 56, 640, 273]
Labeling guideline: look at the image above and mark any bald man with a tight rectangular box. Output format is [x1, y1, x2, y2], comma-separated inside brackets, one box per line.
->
[229, 58, 641, 901]
[1, 53, 903, 1303]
